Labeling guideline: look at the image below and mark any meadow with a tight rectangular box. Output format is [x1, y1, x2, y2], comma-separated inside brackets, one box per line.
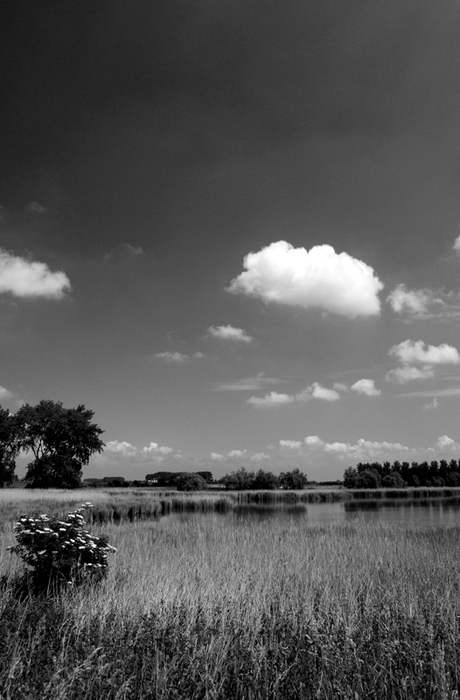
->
[1, 489, 460, 698]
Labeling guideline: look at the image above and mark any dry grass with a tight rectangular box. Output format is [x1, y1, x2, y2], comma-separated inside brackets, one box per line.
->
[2, 508, 460, 698]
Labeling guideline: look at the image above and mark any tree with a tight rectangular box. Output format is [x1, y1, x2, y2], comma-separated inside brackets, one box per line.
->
[175, 473, 207, 491]
[221, 467, 255, 490]
[0, 407, 25, 487]
[252, 469, 278, 490]
[278, 468, 308, 490]
[17, 400, 105, 489]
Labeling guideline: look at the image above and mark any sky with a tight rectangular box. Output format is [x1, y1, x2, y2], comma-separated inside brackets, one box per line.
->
[2, 0, 460, 481]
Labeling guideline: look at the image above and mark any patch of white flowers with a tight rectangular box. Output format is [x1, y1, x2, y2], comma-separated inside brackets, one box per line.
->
[8, 503, 116, 587]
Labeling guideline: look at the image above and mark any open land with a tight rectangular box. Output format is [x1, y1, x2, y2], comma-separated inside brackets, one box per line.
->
[1, 489, 460, 699]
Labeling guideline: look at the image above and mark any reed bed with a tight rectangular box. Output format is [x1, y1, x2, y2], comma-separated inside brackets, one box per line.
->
[1, 513, 460, 698]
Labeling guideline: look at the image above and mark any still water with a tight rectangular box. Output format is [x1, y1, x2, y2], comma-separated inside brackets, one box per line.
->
[167, 498, 460, 528]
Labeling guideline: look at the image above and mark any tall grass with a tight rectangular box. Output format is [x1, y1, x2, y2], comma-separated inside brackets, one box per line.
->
[1, 513, 460, 698]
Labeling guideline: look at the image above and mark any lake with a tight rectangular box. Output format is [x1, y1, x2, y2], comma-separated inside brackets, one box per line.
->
[165, 496, 460, 528]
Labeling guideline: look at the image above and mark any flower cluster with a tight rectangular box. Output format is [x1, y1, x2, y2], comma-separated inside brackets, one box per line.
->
[8, 503, 116, 588]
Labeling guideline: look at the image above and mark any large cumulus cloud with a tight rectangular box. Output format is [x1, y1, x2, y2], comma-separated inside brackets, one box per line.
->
[227, 241, 383, 318]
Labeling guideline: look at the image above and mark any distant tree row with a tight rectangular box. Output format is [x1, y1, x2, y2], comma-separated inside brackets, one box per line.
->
[343, 460, 460, 489]
[220, 467, 308, 490]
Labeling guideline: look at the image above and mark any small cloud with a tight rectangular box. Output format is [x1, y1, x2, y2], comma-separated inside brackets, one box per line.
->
[350, 379, 381, 396]
[212, 373, 281, 391]
[279, 439, 302, 449]
[454, 235, 460, 254]
[247, 391, 295, 408]
[304, 435, 324, 447]
[386, 365, 435, 384]
[250, 452, 270, 462]
[333, 382, 349, 392]
[154, 351, 189, 363]
[227, 240, 383, 318]
[192, 352, 205, 359]
[436, 435, 457, 451]
[105, 440, 137, 454]
[143, 442, 173, 455]
[123, 243, 145, 256]
[389, 340, 460, 365]
[26, 202, 47, 214]
[297, 383, 340, 402]
[207, 325, 253, 343]
[211, 449, 247, 461]
[0, 248, 70, 299]
[0, 386, 14, 400]
[423, 398, 439, 411]
[387, 284, 435, 316]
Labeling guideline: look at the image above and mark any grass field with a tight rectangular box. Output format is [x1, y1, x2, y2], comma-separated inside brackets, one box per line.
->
[1, 491, 460, 699]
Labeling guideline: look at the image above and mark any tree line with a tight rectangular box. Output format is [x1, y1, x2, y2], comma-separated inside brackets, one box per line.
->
[343, 459, 460, 489]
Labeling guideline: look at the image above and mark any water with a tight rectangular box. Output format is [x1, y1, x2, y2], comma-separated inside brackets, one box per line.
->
[166, 497, 460, 528]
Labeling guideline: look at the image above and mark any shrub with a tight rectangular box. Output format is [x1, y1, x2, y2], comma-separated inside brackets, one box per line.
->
[175, 473, 207, 491]
[8, 502, 116, 593]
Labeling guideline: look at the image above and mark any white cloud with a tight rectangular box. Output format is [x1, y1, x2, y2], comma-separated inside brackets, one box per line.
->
[386, 365, 435, 384]
[454, 235, 460, 254]
[387, 284, 435, 316]
[436, 435, 457, 451]
[212, 373, 281, 391]
[247, 391, 295, 408]
[143, 442, 173, 455]
[26, 201, 47, 214]
[0, 386, 14, 400]
[211, 449, 247, 461]
[227, 241, 383, 318]
[333, 382, 349, 392]
[124, 243, 145, 256]
[297, 383, 340, 402]
[250, 452, 270, 462]
[193, 352, 205, 359]
[154, 351, 190, 363]
[304, 435, 324, 447]
[279, 439, 302, 449]
[227, 449, 247, 458]
[0, 249, 70, 299]
[423, 398, 439, 411]
[105, 440, 137, 454]
[207, 325, 253, 342]
[323, 438, 409, 459]
[389, 340, 460, 365]
[350, 379, 381, 396]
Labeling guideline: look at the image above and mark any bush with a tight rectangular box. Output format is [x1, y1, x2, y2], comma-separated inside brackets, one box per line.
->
[8, 503, 116, 593]
[175, 473, 207, 491]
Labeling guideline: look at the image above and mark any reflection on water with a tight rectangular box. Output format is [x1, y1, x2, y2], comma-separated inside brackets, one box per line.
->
[166, 497, 460, 528]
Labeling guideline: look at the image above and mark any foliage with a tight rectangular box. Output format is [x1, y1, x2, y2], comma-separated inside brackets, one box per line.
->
[221, 467, 255, 490]
[8, 503, 115, 592]
[252, 468, 278, 489]
[16, 400, 104, 489]
[278, 468, 308, 489]
[175, 473, 207, 491]
[0, 408, 25, 487]
[344, 458, 460, 488]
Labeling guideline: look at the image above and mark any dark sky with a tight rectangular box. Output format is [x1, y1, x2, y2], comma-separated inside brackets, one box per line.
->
[2, 0, 460, 479]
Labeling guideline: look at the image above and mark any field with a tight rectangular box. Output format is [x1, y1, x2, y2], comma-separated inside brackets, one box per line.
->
[1, 489, 460, 699]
